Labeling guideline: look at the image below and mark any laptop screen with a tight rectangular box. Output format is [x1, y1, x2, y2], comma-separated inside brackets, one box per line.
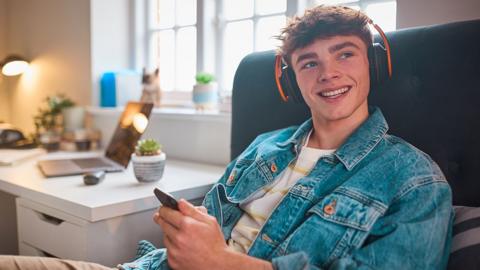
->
[105, 102, 154, 167]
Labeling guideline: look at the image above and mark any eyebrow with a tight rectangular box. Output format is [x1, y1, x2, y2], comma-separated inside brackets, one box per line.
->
[294, 41, 362, 66]
[328, 41, 361, 54]
[295, 52, 317, 66]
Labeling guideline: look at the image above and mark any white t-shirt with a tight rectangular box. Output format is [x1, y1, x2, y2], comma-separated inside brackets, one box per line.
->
[228, 131, 335, 253]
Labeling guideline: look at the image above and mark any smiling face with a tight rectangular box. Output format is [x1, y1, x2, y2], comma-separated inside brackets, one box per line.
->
[291, 35, 370, 128]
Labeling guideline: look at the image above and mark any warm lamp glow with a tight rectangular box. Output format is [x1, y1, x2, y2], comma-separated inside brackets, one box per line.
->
[1, 55, 30, 76]
[133, 113, 149, 133]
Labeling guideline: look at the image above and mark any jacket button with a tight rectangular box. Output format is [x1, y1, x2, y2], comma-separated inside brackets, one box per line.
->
[324, 200, 336, 215]
[270, 163, 278, 173]
[261, 233, 273, 244]
[227, 170, 236, 184]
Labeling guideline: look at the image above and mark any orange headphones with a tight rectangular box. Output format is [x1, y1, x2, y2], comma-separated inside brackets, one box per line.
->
[275, 18, 393, 103]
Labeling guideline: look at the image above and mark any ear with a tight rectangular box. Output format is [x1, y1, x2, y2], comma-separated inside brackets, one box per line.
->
[141, 68, 148, 83]
[154, 68, 159, 76]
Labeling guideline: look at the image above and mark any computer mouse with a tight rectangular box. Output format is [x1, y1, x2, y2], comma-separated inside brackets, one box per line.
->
[83, 171, 106, 185]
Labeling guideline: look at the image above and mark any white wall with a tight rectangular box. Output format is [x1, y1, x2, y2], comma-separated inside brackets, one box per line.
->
[397, 0, 480, 29]
[90, 0, 134, 106]
[5, 0, 92, 134]
[0, 0, 9, 123]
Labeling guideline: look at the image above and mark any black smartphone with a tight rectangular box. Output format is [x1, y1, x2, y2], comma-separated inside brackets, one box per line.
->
[154, 188, 179, 210]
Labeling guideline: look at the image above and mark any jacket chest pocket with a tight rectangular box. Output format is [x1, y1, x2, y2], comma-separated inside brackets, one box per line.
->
[225, 158, 255, 186]
[271, 192, 386, 268]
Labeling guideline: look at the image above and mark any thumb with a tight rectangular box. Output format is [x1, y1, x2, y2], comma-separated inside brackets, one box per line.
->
[178, 199, 209, 222]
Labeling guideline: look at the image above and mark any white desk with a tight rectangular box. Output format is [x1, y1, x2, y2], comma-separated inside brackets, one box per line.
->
[0, 151, 225, 266]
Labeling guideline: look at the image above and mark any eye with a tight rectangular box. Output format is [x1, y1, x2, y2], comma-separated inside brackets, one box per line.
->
[301, 61, 317, 70]
[338, 51, 355, 60]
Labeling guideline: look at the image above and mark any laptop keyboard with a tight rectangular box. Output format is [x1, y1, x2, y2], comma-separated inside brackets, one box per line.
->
[72, 158, 113, 169]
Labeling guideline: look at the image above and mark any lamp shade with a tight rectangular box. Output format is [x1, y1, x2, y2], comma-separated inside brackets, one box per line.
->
[1, 55, 30, 76]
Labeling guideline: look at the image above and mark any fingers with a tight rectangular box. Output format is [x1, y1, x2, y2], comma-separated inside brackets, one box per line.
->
[156, 200, 212, 231]
[178, 199, 210, 222]
[153, 212, 160, 224]
[158, 217, 179, 244]
[196, 206, 208, 214]
[158, 206, 184, 229]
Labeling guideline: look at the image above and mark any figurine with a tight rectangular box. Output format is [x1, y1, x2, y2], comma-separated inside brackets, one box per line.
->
[140, 68, 161, 107]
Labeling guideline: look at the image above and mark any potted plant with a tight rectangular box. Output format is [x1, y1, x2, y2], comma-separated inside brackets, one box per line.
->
[33, 94, 75, 151]
[131, 139, 166, 182]
[192, 72, 218, 110]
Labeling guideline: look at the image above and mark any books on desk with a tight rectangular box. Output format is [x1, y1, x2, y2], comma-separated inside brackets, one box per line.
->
[0, 148, 46, 166]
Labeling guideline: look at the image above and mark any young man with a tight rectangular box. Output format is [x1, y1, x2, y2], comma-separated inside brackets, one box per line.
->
[120, 5, 453, 270]
[0, 5, 453, 270]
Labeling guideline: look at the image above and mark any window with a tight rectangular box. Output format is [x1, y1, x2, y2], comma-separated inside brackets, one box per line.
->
[148, 0, 197, 92]
[146, 0, 396, 96]
[219, 0, 287, 93]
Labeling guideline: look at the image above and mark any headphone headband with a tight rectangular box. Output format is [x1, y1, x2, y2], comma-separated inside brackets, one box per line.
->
[370, 21, 393, 77]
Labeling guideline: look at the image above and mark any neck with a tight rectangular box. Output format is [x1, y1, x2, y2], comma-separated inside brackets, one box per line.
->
[307, 105, 369, 149]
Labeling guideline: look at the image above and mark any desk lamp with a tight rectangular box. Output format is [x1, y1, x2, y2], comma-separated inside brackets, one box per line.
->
[1, 55, 30, 76]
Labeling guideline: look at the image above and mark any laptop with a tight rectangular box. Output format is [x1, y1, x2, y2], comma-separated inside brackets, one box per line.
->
[38, 102, 154, 177]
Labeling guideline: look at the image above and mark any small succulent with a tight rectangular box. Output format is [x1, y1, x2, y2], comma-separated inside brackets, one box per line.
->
[195, 72, 215, 84]
[135, 139, 162, 156]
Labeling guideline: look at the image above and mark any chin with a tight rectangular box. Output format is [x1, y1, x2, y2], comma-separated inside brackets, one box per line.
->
[313, 103, 366, 124]
[324, 111, 353, 122]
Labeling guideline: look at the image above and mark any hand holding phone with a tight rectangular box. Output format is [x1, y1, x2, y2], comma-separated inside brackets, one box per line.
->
[154, 188, 179, 210]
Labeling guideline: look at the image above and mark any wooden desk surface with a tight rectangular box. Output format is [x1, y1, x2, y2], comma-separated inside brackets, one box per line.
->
[0, 151, 225, 222]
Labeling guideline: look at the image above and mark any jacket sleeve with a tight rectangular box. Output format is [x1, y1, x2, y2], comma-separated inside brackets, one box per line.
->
[272, 180, 453, 270]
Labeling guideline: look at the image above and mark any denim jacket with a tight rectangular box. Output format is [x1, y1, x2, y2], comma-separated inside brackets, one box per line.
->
[121, 107, 453, 270]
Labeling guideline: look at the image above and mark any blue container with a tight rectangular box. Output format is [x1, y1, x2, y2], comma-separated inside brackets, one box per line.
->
[100, 72, 117, 107]
[100, 70, 142, 107]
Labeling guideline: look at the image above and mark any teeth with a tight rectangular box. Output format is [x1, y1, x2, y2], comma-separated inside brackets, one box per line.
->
[320, 87, 349, 97]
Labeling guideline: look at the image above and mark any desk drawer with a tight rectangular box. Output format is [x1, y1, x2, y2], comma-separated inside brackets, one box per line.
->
[16, 198, 87, 260]
[19, 242, 58, 258]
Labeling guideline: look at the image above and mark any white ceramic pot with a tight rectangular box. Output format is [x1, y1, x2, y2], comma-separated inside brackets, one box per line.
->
[192, 82, 218, 109]
[131, 152, 166, 182]
[62, 106, 85, 131]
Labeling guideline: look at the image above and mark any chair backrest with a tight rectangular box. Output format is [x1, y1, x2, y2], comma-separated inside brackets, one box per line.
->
[231, 19, 480, 206]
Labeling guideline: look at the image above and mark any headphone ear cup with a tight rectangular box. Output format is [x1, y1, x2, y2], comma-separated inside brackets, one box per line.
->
[284, 67, 305, 103]
[369, 43, 389, 89]
[279, 65, 304, 103]
[279, 66, 291, 100]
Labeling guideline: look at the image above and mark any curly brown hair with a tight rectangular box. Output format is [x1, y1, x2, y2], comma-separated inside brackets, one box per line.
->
[277, 5, 372, 65]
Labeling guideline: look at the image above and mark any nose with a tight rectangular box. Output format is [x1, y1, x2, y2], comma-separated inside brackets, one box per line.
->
[317, 61, 341, 82]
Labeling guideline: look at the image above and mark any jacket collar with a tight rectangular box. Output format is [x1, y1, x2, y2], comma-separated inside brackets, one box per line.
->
[276, 107, 389, 171]
[335, 107, 388, 170]
[276, 118, 313, 150]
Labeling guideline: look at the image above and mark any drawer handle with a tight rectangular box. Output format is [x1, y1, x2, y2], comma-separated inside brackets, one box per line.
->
[34, 211, 64, 225]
